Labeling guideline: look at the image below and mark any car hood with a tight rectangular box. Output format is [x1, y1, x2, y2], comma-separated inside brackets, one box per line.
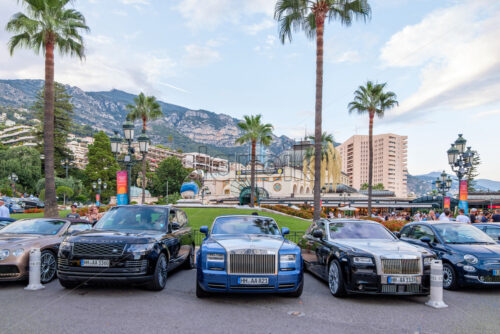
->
[68, 230, 162, 244]
[447, 243, 500, 258]
[211, 234, 285, 253]
[333, 239, 432, 258]
[0, 234, 58, 248]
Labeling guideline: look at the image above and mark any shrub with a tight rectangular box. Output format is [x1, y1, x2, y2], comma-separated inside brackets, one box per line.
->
[380, 220, 407, 232]
[24, 208, 44, 213]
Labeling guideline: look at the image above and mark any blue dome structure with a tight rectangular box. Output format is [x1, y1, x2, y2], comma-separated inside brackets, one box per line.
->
[180, 181, 199, 199]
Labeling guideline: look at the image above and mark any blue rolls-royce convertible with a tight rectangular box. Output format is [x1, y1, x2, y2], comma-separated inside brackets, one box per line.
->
[399, 222, 500, 289]
[196, 215, 303, 298]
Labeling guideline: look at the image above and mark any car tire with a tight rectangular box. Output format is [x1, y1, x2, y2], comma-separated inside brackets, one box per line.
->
[59, 279, 80, 289]
[40, 250, 57, 284]
[286, 278, 303, 298]
[147, 253, 168, 291]
[196, 278, 210, 298]
[328, 259, 346, 297]
[182, 245, 195, 270]
[443, 263, 459, 290]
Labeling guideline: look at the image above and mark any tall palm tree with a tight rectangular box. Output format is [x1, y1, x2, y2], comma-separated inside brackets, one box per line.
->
[126, 93, 163, 204]
[275, 0, 371, 220]
[6, 0, 89, 217]
[348, 81, 398, 215]
[235, 115, 273, 207]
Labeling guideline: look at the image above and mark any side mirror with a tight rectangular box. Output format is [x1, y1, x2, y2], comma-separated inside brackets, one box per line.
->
[420, 236, 432, 244]
[312, 230, 323, 239]
[393, 231, 401, 239]
[200, 226, 209, 235]
[281, 227, 290, 236]
[172, 222, 180, 230]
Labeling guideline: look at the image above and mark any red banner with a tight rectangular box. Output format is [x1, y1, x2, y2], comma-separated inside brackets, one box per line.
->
[444, 197, 450, 209]
[459, 180, 468, 201]
[117, 171, 127, 194]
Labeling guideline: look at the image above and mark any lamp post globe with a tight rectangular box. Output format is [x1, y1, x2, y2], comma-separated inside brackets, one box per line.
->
[454, 134, 467, 154]
[137, 133, 150, 154]
[92, 182, 97, 190]
[110, 134, 122, 155]
[447, 144, 459, 165]
[123, 121, 135, 141]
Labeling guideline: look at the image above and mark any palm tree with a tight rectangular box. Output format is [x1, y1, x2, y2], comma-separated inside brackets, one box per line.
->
[126, 93, 163, 204]
[275, 0, 371, 220]
[6, 0, 89, 217]
[348, 81, 398, 215]
[235, 115, 273, 207]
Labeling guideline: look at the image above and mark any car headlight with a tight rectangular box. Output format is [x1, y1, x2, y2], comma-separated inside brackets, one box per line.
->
[280, 254, 296, 264]
[424, 257, 434, 266]
[207, 253, 225, 262]
[59, 241, 72, 252]
[353, 257, 373, 265]
[0, 249, 10, 260]
[464, 254, 479, 265]
[127, 243, 155, 253]
[12, 248, 24, 257]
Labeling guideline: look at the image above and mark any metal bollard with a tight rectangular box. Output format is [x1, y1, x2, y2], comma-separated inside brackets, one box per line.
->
[425, 260, 447, 308]
[25, 248, 45, 291]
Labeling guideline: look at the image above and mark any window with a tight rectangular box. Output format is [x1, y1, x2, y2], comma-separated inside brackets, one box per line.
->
[408, 225, 435, 242]
[486, 227, 500, 240]
[67, 223, 92, 234]
[400, 226, 412, 238]
[176, 210, 188, 227]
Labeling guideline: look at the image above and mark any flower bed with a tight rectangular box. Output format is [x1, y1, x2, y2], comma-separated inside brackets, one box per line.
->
[23, 208, 44, 214]
[262, 204, 326, 219]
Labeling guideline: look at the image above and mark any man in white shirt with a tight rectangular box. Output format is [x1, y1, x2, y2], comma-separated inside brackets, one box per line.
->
[439, 209, 451, 221]
[456, 208, 471, 224]
[0, 199, 10, 218]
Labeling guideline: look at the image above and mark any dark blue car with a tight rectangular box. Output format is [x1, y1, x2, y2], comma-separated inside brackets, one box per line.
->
[196, 215, 303, 298]
[474, 223, 500, 244]
[399, 222, 500, 289]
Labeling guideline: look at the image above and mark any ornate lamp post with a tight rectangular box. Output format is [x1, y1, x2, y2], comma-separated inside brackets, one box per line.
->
[110, 121, 149, 204]
[434, 170, 452, 209]
[447, 134, 475, 209]
[62, 158, 72, 178]
[8, 173, 18, 196]
[92, 178, 107, 206]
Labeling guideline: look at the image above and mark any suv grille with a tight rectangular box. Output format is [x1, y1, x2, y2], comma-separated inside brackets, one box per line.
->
[381, 259, 420, 275]
[73, 243, 125, 257]
[229, 253, 276, 274]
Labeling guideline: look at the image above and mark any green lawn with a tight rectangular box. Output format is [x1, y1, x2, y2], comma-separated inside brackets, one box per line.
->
[183, 207, 311, 232]
[11, 210, 71, 220]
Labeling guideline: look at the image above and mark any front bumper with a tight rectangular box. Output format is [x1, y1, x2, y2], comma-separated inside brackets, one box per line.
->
[346, 268, 430, 295]
[0, 253, 29, 281]
[198, 268, 303, 294]
[457, 262, 500, 286]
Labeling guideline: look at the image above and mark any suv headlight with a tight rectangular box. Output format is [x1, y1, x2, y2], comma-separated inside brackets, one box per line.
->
[127, 243, 155, 253]
[353, 257, 373, 265]
[464, 254, 479, 265]
[0, 249, 10, 260]
[280, 254, 296, 264]
[12, 248, 24, 257]
[59, 241, 72, 252]
[207, 253, 225, 262]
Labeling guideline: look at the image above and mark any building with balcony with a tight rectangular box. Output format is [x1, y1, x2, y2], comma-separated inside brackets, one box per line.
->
[0, 125, 36, 147]
[66, 136, 94, 169]
[338, 134, 408, 197]
[182, 152, 229, 173]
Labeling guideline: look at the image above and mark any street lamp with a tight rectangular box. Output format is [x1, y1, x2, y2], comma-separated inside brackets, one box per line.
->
[201, 186, 211, 204]
[434, 170, 452, 209]
[92, 178, 107, 206]
[8, 173, 18, 196]
[62, 158, 72, 178]
[447, 134, 475, 210]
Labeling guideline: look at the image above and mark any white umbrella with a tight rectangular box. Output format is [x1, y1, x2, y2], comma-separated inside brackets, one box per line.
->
[339, 206, 357, 211]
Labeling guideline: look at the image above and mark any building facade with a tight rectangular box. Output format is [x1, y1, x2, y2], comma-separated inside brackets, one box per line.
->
[66, 136, 94, 169]
[338, 134, 408, 197]
[0, 125, 36, 147]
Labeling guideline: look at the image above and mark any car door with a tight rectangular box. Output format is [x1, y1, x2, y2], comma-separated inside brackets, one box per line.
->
[165, 209, 182, 266]
[174, 209, 193, 262]
[485, 226, 500, 243]
[305, 221, 327, 278]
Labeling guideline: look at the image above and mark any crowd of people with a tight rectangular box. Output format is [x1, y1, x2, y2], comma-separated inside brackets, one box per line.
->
[409, 208, 500, 224]
[66, 204, 104, 223]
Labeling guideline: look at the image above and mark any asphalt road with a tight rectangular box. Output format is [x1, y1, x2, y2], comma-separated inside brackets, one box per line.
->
[1, 269, 499, 334]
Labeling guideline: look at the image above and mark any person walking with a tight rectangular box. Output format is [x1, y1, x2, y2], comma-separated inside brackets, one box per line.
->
[492, 209, 500, 222]
[456, 208, 471, 224]
[0, 199, 10, 218]
[439, 209, 451, 221]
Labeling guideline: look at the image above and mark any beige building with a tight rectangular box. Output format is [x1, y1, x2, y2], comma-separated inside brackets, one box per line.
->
[0, 125, 36, 147]
[66, 136, 94, 169]
[182, 152, 229, 173]
[338, 134, 408, 197]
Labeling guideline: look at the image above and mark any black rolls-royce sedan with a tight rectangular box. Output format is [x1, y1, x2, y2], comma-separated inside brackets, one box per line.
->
[57, 205, 194, 291]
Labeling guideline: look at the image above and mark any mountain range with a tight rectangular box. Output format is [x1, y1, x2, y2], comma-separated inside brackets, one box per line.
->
[0, 79, 294, 159]
[408, 172, 500, 196]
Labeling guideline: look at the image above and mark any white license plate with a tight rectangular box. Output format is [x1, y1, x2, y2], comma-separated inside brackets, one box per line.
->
[388, 276, 418, 284]
[493, 270, 500, 276]
[81, 259, 110, 267]
[238, 277, 269, 285]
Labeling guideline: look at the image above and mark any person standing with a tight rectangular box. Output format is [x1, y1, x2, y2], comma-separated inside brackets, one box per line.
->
[470, 208, 478, 224]
[428, 210, 437, 221]
[481, 211, 492, 223]
[439, 209, 451, 221]
[66, 203, 80, 219]
[456, 208, 471, 224]
[492, 209, 500, 222]
[0, 199, 10, 218]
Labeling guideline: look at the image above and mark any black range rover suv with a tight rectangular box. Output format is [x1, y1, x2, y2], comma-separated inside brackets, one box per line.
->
[57, 205, 194, 290]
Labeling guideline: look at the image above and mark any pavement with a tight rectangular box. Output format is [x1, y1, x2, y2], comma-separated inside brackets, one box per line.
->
[1, 269, 500, 334]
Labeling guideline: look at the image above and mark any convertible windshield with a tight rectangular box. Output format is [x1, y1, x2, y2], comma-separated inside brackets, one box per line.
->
[95, 206, 167, 231]
[211, 216, 281, 235]
[434, 224, 495, 244]
[329, 222, 395, 240]
[0, 219, 65, 235]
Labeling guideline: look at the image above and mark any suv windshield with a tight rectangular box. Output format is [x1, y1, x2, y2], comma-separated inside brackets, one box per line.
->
[434, 223, 495, 244]
[0, 219, 65, 235]
[329, 222, 395, 240]
[212, 216, 281, 235]
[95, 206, 168, 231]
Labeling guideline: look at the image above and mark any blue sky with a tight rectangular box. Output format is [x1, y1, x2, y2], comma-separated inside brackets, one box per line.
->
[1, 0, 499, 180]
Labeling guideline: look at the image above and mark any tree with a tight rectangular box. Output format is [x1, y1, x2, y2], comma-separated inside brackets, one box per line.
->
[0, 146, 42, 193]
[466, 151, 480, 192]
[84, 132, 119, 203]
[275, 0, 371, 220]
[33, 82, 74, 177]
[235, 115, 273, 207]
[7, 0, 89, 217]
[348, 81, 398, 214]
[361, 183, 384, 190]
[126, 93, 163, 204]
[150, 157, 190, 197]
[56, 185, 73, 205]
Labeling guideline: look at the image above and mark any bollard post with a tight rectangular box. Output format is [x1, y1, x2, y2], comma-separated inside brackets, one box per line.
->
[425, 260, 447, 308]
[25, 248, 45, 291]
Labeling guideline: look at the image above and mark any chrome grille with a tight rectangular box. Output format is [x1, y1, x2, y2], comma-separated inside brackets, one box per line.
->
[381, 284, 421, 293]
[481, 276, 500, 283]
[229, 253, 276, 274]
[73, 243, 125, 256]
[125, 260, 148, 270]
[381, 259, 420, 275]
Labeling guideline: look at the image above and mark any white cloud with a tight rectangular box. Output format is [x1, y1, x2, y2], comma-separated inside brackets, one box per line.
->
[380, 0, 500, 121]
[119, 0, 150, 5]
[475, 109, 500, 119]
[183, 44, 221, 67]
[331, 50, 361, 63]
[244, 19, 275, 35]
